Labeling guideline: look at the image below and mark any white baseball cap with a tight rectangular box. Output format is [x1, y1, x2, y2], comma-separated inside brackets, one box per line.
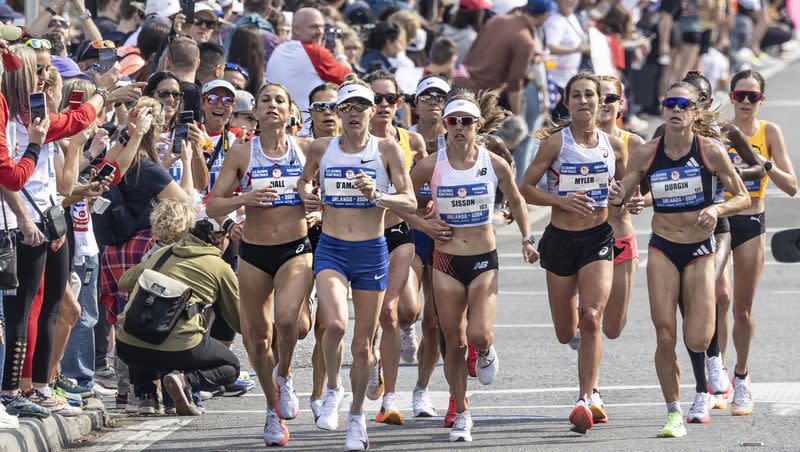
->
[195, 0, 222, 15]
[145, 0, 181, 18]
[415, 76, 451, 99]
[234, 90, 255, 113]
[336, 84, 375, 106]
[443, 99, 481, 118]
[202, 79, 236, 96]
[491, 0, 526, 14]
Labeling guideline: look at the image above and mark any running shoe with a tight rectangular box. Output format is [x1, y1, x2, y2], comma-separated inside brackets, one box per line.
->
[2, 393, 49, 419]
[51, 398, 83, 417]
[310, 398, 324, 422]
[712, 393, 729, 410]
[0, 403, 19, 429]
[466, 346, 477, 378]
[137, 394, 158, 415]
[92, 383, 117, 398]
[263, 409, 289, 447]
[126, 397, 140, 414]
[687, 392, 712, 424]
[399, 325, 419, 364]
[53, 386, 82, 404]
[731, 375, 754, 416]
[27, 387, 67, 411]
[568, 330, 581, 351]
[55, 373, 94, 399]
[345, 412, 369, 450]
[706, 355, 732, 397]
[115, 393, 128, 409]
[475, 345, 499, 385]
[589, 390, 608, 424]
[273, 368, 300, 420]
[199, 391, 213, 401]
[316, 387, 344, 430]
[224, 372, 256, 397]
[449, 410, 473, 442]
[657, 411, 687, 438]
[568, 399, 593, 434]
[164, 371, 202, 416]
[375, 392, 403, 425]
[366, 350, 384, 401]
[94, 364, 118, 390]
[412, 387, 436, 417]
[444, 396, 456, 428]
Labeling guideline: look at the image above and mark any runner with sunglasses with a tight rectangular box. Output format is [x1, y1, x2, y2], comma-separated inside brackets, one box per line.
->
[206, 82, 314, 447]
[609, 81, 750, 438]
[521, 73, 624, 434]
[362, 70, 427, 426]
[298, 76, 416, 450]
[718, 69, 796, 416]
[411, 91, 537, 442]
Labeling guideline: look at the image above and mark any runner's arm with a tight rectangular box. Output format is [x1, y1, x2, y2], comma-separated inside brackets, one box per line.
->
[723, 123, 766, 181]
[764, 122, 797, 196]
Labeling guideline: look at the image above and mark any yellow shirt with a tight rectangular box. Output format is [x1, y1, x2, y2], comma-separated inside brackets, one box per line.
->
[726, 120, 770, 198]
[397, 127, 413, 172]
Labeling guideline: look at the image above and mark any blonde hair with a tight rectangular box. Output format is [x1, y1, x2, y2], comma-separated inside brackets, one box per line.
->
[150, 199, 196, 244]
[127, 96, 165, 179]
[2, 45, 38, 121]
[59, 78, 97, 112]
[388, 10, 420, 43]
[340, 72, 369, 89]
[665, 81, 725, 142]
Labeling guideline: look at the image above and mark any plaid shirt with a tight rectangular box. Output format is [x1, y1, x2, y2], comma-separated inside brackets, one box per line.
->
[99, 228, 155, 324]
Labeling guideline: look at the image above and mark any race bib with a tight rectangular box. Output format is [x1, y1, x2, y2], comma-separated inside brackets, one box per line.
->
[558, 162, 610, 203]
[323, 167, 376, 208]
[649, 166, 705, 208]
[436, 183, 493, 226]
[250, 165, 302, 206]
[418, 182, 431, 198]
[727, 151, 761, 193]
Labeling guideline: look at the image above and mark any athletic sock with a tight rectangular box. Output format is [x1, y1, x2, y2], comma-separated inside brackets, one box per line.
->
[667, 401, 682, 414]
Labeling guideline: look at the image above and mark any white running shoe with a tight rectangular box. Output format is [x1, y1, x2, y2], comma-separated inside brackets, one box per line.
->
[475, 345, 498, 385]
[125, 398, 139, 414]
[316, 387, 344, 430]
[310, 398, 324, 422]
[449, 410, 473, 442]
[731, 375, 754, 416]
[686, 392, 712, 424]
[705, 355, 732, 395]
[92, 383, 117, 398]
[274, 369, 300, 420]
[263, 409, 289, 447]
[412, 387, 436, 417]
[399, 325, 419, 364]
[366, 351, 384, 401]
[0, 404, 20, 429]
[345, 412, 369, 450]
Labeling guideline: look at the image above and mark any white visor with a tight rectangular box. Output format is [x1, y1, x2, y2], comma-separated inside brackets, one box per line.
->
[337, 84, 375, 106]
[415, 77, 451, 99]
[443, 99, 481, 118]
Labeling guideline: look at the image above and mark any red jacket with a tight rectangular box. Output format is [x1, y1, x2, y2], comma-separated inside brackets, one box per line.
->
[0, 94, 37, 191]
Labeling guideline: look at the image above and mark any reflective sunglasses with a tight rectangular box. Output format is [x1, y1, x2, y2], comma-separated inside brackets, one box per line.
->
[417, 92, 447, 104]
[90, 40, 116, 49]
[224, 63, 249, 79]
[48, 19, 69, 28]
[337, 102, 371, 113]
[156, 89, 183, 100]
[25, 39, 52, 50]
[444, 116, 478, 126]
[194, 18, 219, 29]
[309, 101, 336, 112]
[204, 93, 235, 107]
[729, 90, 764, 103]
[603, 93, 622, 104]
[661, 97, 696, 110]
[374, 93, 400, 105]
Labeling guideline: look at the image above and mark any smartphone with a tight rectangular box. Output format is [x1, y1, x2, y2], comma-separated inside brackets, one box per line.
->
[324, 24, 339, 51]
[68, 90, 84, 109]
[172, 123, 189, 156]
[181, 0, 195, 23]
[98, 47, 116, 74]
[29, 92, 46, 123]
[178, 110, 194, 124]
[91, 197, 111, 215]
[92, 163, 116, 181]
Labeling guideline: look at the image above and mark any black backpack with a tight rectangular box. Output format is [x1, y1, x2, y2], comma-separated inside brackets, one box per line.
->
[91, 184, 138, 247]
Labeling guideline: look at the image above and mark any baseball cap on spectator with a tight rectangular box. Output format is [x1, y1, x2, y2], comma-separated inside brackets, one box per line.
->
[491, 0, 526, 14]
[202, 79, 236, 96]
[459, 0, 492, 12]
[145, 0, 181, 18]
[407, 28, 427, 53]
[196, 0, 223, 16]
[337, 84, 375, 106]
[234, 89, 255, 113]
[0, 24, 22, 41]
[525, 0, 556, 15]
[52, 55, 92, 80]
[344, 1, 375, 26]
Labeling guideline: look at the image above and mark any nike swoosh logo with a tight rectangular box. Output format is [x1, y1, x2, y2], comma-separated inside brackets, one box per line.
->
[374, 274, 385, 280]
[347, 88, 357, 93]
[361, 159, 376, 164]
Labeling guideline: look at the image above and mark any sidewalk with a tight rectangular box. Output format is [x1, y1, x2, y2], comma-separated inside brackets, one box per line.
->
[0, 398, 108, 452]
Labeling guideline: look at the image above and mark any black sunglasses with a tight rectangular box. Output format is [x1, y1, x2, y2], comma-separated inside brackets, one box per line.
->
[194, 18, 218, 29]
[445, 116, 477, 126]
[309, 102, 336, 112]
[374, 93, 400, 105]
[729, 90, 764, 103]
[157, 89, 183, 100]
[604, 93, 622, 104]
[224, 63, 249, 80]
[661, 97, 696, 110]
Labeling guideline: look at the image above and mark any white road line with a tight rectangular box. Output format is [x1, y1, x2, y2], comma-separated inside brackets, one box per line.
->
[493, 323, 552, 328]
[81, 418, 194, 452]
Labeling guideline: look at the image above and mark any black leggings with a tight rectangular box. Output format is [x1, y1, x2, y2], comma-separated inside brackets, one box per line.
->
[2, 232, 70, 389]
[117, 335, 240, 397]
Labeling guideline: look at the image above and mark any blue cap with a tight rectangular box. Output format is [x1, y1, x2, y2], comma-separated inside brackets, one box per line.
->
[526, 0, 555, 15]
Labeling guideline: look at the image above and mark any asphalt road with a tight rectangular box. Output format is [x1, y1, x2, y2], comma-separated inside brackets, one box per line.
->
[75, 59, 800, 451]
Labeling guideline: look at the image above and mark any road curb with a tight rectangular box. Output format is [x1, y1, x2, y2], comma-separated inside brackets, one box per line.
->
[0, 398, 108, 452]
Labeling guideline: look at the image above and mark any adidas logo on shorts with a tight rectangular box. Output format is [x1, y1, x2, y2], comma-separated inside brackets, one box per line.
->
[692, 244, 712, 257]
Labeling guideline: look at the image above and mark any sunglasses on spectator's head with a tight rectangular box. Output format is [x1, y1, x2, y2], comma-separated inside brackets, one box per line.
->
[417, 92, 447, 104]
[204, 93, 235, 107]
[661, 97, 696, 110]
[25, 39, 52, 50]
[729, 90, 764, 103]
[90, 40, 116, 49]
[374, 93, 400, 105]
[194, 18, 218, 29]
[224, 63, 249, 80]
[157, 89, 183, 100]
[309, 102, 336, 112]
[337, 102, 371, 113]
[444, 116, 477, 126]
[48, 19, 69, 28]
[603, 93, 622, 104]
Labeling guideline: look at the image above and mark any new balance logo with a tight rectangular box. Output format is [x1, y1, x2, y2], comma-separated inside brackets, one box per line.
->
[687, 157, 700, 167]
[476, 167, 487, 176]
[473, 260, 489, 271]
[692, 244, 712, 257]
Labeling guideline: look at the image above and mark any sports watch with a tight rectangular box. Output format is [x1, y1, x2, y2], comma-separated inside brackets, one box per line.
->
[764, 161, 773, 172]
[522, 234, 536, 245]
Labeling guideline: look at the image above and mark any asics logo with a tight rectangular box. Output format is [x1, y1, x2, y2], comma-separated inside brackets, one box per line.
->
[598, 246, 610, 257]
[374, 273, 385, 280]
[473, 261, 489, 270]
[295, 244, 305, 254]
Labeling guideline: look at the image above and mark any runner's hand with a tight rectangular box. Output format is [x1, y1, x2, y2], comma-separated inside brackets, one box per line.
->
[306, 211, 322, 228]
[626, 186, 645, 215]
[302, 186, 321, 212]
[229, 223, 243, 242]
[353, 170, 376, 200]
[422, 217, 452, 245]
[522, 242, 539, 264]
[696, 205, 718, 233]
[560, 191, 595, 217]
[243, 186, 277, 207]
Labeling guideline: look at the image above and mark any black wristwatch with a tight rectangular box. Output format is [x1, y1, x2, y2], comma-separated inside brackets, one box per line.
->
[764, 161, 773, 172]
[83, 149, 94, 161]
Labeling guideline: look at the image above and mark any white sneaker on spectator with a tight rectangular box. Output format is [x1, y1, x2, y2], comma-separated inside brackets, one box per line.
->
[92, 384, 117, 398]
[0, 404, 19, 429]
[125, 397, 139, 414]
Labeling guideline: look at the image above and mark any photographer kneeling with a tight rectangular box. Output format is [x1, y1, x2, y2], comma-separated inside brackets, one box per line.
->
[115, 200, 241, 415]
